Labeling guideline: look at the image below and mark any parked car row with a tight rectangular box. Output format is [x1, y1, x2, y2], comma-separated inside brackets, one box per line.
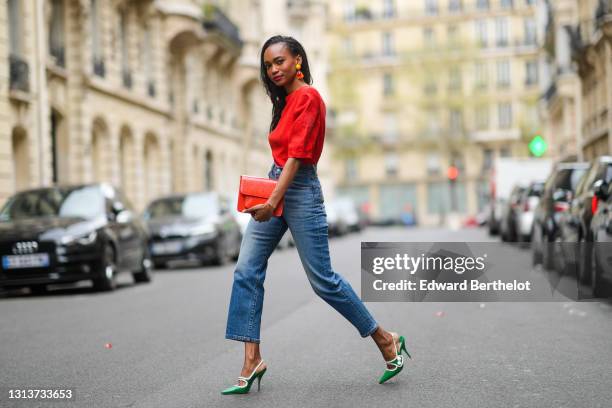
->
[491, 156, 612, 297]
[1, 183, 367, 295]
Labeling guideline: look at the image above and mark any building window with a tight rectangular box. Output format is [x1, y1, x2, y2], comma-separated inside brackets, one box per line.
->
[476, 0, 489, 10]
[120, 9, 131, 87]
[8, 0, 22, 55]
[474, 62, 488, 89]
[475, 106, 489, 130]
[427, 182, 449, 215]
[500, 146, 511, 157]
[525, 60, 538, 86]
[449, 67, 462, 92]
[385, 153, 399, 177]
[343, 0, 356, 22]
[382, 32, 394, 56]
[383, 113, 399, 143]
[496, 60, 511, 88]
[427, 109, 439, 136]
[425, 0, 438, 16]
[342, 37, 353, 56]
[475, 20, 487, 48]
[482, 148, 494, 170]
[426, 152, 441, 175]
[498, 103, 513, 129]
[423, 27, 436, 48]
[450, 109, 463, 136]
[448, 0, 462, 13]
[524, 17, 537, 45]
[501, 0, 513, 9]
[49, 0, 66, 67]
[424, 75, 437, 95]
[448, 24, 459, 46]
[345, 157, 358, 181]
[144, 25, 155, 97]
[495, 17, 509, 47]
[383, 73, 394, 96]
[382, 0, 395, 18]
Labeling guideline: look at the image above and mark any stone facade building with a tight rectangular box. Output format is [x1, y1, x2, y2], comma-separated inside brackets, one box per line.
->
[327, 0, 544, 225]
[541, 0, 612, 162]
[1, 0, 330, 211]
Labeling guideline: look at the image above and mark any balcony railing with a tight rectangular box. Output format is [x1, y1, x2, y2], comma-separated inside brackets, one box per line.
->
[9, 54, 30, 93]
[202, 4, 243, 49]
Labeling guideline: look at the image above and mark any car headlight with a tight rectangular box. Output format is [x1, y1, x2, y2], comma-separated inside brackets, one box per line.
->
[61, 231, 98, 246]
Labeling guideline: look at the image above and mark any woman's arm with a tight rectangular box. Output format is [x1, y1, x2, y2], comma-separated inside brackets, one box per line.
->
[243, 158, 301, 222]
[266, 157, 300, 210]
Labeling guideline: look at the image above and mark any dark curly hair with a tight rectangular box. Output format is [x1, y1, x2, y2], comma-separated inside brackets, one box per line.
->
[260, 35, 313, 132]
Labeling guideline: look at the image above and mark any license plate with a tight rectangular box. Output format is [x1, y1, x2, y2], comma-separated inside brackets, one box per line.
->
[152, 241, 183, 255]
[2, 253, 50, 269]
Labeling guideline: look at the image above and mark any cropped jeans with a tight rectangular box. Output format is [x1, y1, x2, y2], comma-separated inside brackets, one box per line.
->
[225, 162, 378, 343]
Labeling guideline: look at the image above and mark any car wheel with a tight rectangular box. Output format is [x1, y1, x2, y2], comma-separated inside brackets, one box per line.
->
[591, 244, 607, 298]
[132, 249, 153, 284]
[212, 242, 230, 266]
[542, 232, 554, 270]
[93, 244, 117, 292]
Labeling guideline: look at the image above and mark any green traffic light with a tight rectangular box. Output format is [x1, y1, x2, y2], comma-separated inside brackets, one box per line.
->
[529, 135, 547, 157]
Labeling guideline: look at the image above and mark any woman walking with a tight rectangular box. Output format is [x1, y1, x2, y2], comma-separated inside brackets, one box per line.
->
[222, 35, 411, 395]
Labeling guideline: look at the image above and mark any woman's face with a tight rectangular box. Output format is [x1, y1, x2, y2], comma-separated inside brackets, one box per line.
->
[263, 43, 302, 88]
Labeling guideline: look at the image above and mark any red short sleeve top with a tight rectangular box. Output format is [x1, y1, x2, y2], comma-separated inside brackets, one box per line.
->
[268, 86, 326, 167]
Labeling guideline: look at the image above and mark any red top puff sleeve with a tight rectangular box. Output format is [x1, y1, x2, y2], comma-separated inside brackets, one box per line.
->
[268, 86, 326, 167]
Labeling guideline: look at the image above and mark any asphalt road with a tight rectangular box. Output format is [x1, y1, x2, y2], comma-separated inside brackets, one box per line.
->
[1, 226, 612, 408]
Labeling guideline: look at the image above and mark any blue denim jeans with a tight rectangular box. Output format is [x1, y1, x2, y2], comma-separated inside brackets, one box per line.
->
[225, 163, 378, 343]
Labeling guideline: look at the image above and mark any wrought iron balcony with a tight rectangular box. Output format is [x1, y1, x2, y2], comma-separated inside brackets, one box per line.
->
[202, 4, 243, 49]
[9, 54, 30, 93]
[92, 57, 105, 78]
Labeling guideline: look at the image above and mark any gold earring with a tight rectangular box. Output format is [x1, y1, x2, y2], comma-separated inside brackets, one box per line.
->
[295, 63, 304, 79]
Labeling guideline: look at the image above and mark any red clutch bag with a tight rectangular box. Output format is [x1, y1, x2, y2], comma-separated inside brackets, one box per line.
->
[237, 175, 284, 217]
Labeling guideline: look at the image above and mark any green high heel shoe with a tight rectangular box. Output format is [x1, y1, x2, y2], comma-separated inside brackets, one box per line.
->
[221, 360, 267, 395]
[378, 333, 411, 384]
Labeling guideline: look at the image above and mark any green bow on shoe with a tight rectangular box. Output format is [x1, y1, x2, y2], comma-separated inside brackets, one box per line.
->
[379, 335, 412, 384]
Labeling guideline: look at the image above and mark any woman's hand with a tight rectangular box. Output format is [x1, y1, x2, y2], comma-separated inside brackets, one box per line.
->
[243, 202, 275, 222]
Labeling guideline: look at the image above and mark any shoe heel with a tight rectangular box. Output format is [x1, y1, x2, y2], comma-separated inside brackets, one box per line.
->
[400, 337, 412, 359]
[257, 369, 266, 391]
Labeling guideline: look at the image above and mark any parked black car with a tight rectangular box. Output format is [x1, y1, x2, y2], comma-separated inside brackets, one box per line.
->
[0, 183, 152, 294]
[531, 162, 589, 268]
[557, 156, 612, 283]
[500, 185, 525, 242]
[144, 192, 241, 267]
[590, 179, 612, 297]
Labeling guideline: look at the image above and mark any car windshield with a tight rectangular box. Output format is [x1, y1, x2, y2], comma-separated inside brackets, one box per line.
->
[146, 194, 219, 219]
[0, 186, 106, 221]
[555, 168, 588, 192]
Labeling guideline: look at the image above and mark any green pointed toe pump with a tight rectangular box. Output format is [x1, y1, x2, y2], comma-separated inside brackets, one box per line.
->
[221, 360, 267, 395]
[378, 334, 411, 384]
